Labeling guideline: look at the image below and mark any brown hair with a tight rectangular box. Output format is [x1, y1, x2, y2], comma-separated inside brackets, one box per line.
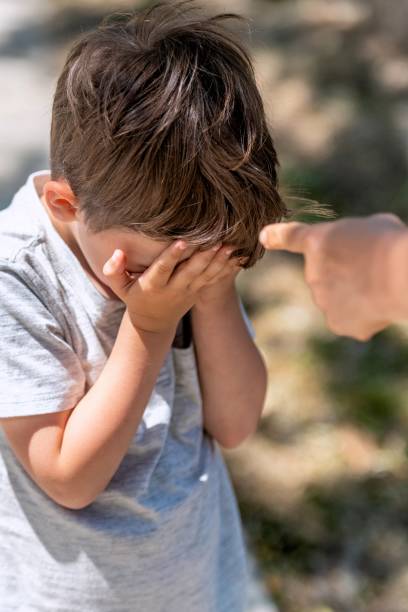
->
[50, 1, 288, 267]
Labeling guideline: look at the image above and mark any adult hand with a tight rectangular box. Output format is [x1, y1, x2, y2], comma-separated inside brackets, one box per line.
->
[260, 213, 408, 341]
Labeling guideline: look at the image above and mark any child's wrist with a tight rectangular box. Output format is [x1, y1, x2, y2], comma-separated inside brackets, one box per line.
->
[124, 309, 178, 339]
[193, 284, 238, 314]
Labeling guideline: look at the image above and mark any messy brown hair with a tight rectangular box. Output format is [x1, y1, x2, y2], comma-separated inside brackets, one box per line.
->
[50, 1, 288, 267]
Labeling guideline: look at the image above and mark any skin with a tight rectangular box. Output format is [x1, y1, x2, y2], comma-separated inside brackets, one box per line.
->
[40, 179, 241, 309]
[0, 176, 266, 509]
[259, 213, 408, 341]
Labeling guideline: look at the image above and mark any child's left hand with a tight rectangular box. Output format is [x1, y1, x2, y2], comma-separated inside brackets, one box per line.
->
[193, 245, 244, 309]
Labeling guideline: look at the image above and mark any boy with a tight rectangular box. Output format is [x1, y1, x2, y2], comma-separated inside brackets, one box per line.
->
[0, 2, 286, 611]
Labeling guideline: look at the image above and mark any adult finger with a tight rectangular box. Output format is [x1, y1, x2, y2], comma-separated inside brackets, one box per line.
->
[259, 222, 310, 254]
[145, 240, 188, 288]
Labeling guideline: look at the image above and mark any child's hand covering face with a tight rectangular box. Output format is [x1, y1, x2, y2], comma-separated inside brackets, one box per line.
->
[102, 242, 241, 333]
[192, 249, 245, 308]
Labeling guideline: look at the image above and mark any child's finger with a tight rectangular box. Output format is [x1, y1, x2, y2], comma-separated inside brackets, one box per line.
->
[189, 246, 233, 291]
[144, 241, 188, 288]
[171, 245, 222, 289]
[200, 259, 242, 288]
[102, 249, 131, 294]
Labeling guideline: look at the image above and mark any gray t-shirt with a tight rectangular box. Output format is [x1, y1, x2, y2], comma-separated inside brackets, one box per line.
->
[0, 171, 248, 612]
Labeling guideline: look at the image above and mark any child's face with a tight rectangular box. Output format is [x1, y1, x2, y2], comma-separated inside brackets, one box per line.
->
[41, 177, 201, 296]
[75, 218, 194, 291]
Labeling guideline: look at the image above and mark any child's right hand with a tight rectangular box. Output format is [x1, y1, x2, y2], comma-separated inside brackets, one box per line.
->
[102, 240, 232, 333]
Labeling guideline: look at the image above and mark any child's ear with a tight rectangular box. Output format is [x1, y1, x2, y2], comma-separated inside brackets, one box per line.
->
[42, 180, 79, 223]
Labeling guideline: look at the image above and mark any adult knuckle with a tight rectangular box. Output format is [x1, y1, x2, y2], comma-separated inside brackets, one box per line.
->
[304, 232, 323, 257]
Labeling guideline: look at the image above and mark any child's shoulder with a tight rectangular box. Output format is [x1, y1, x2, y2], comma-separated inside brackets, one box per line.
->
[0, 205, 55, 310]
[0, 187, 42, 261]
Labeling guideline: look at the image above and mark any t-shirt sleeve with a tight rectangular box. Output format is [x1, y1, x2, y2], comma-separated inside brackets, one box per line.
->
[0, 263, 86, 418]
[239, 298, 256, 338]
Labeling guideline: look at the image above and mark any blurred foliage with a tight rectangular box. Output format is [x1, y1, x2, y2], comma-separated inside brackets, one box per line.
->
[242, 470, 408, 612]
[309, 330, 408, 440]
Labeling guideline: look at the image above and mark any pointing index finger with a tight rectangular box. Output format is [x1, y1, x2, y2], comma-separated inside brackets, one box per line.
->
[259, 222, 310, 254]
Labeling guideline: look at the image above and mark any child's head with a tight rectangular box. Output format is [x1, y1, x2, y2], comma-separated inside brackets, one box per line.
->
[46, 1, 287, 270]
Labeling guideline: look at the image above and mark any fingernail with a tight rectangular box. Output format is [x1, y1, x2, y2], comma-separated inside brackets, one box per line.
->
[112, 249, 122, 261]
[176, 240, 187, 250]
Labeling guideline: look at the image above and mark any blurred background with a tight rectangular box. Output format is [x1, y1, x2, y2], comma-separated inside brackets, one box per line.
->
[1, 1, 408, 610]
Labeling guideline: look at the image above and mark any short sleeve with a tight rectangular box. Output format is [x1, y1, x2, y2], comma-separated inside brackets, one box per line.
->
[0, 264, 86, 418]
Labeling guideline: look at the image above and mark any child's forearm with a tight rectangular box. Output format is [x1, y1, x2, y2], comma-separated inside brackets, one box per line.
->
[192, 290, 267, 449]
[54, 310, 175, 509]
